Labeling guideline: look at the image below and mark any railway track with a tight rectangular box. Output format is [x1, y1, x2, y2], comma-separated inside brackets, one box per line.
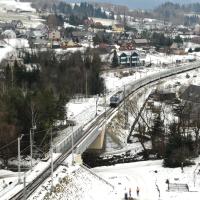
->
[10, 62, 200, 200]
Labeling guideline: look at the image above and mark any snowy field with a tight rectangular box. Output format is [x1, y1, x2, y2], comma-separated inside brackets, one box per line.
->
[94, 158, 200, 200]
[0, 38, 29, 63]
[28, 157, 200, 200]
[0, 0, 35, 12]
[144, 53, 196, 65]
[0, 0, 44, 28]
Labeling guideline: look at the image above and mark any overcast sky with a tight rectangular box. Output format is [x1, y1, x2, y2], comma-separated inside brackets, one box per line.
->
[65, 0, 200, 9]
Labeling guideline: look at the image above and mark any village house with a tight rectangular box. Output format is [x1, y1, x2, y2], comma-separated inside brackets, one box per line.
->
[61, 40, 82, 48]
[1, 29, 16, 39]
[118, 51, 140, 67]
[49, 30, 61, 41]
[112, 24, 124, 33]
[11, 20, 24, 29]
[32, 38, 48, 49]
[116, 33, 133, 45]
[170, 42, 185, 55]
[119, 43, 135, 51]
[133, 38, 149, 48]
[71, 31, 88, 42]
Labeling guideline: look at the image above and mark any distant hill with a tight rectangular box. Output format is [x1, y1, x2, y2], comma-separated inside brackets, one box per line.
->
[20, 0, 200, 10]
[64, 0, 200, 10]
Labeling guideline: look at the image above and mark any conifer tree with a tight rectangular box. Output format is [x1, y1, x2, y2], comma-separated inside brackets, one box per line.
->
[112, 50, 119, 68]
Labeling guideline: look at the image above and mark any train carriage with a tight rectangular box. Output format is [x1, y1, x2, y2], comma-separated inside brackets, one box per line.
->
[110, 91, 124, 107]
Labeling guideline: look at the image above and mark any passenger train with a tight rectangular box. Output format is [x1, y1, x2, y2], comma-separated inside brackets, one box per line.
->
[110, 91, 124, 107]
[109, 62, 200, 108]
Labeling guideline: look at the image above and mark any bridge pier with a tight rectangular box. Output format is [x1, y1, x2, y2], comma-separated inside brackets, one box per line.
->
[86, 125, 106, 154]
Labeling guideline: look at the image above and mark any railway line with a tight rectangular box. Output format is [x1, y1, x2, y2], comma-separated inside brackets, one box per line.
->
[10, 61, 200, 200]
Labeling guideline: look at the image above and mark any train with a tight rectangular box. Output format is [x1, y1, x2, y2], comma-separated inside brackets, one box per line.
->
[110, 91, 124, 107]
[109, 61, 200, 108]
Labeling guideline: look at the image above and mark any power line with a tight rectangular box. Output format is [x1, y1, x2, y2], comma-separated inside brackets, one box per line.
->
[0, 138, 18, 151]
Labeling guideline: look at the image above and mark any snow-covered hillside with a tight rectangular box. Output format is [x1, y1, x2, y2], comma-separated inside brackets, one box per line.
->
[0, 0, 35, 12]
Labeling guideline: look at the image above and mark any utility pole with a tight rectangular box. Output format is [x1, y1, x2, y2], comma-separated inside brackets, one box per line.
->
[50, 127, 54, 190]
[30, 116, 36, 171]
[51, 145, 54, 190]
[11, 65, 14, 88]
[104, 90, 107, 120]
[95, 94, 99, 116]
[85, 71, 88, 98]
[23, 172, 26, 200]
[124, 85, 128, 129]
[71, 126, 74, 165]
[30, 129, 33, 171]
[18, 134, 24, 184]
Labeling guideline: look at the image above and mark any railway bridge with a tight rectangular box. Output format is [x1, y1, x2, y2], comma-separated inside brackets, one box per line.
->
[10, 61, 200, 200]
[54, 62, 200, 162]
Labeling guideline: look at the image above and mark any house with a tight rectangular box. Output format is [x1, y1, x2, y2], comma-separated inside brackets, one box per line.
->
[133, 39, 149, 47]
[71, 31, 86, 42]
[51, 41, 60, 49]
[61, 40, 81, 48]
[0, 22, 15, 31]
[112, 24, 124, 33]
[119, 43, 135, 51]
[28, 30, 46, 40]
[49, 30, 61, 41]
[32, 39, 48, 48]
[1, 29, 16, 39]
[180, 85, 200, 120]
[116, 33, 133, 45]
[170, 42, 185, 55]
[118, 51, 140, 67]
[72, 31, 95, 43]
[11, 20, 24, 29]
[35, 24, 49, 37]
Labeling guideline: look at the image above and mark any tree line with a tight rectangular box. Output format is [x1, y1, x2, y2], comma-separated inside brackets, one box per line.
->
[0, 49, 104, 163]
[154, 2, 200, 25]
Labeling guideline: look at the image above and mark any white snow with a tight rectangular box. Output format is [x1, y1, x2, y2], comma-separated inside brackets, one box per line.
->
[90, 17, 117, 26]
[144, 53, 196, 65]
[0, 38, 29, 63]
[0, 153, 61, 200]
[0, 45, 13, 62]
[0, 0, 35, 12]
[28, 162, 116, 200]
[94, 158, 200, 200]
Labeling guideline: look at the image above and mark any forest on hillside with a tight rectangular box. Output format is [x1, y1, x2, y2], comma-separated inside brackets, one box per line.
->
[154, 2, 200, 25]
[0, 49, 104, 163]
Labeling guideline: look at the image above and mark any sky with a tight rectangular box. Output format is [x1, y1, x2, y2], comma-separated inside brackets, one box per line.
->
[65, 0, 200, 9]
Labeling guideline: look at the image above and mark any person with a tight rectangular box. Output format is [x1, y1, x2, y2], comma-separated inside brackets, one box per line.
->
[124, 192, 128, 200]
[136, 186, 140, 196]
[129, 188, 131, 197]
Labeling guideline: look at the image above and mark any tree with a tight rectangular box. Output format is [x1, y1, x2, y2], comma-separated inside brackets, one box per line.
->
[150, 114, 165, 157]
[164, 122, 195, 167]
[112, 50, 119, 68]
[188, 48, 193, 53]
[174, 35, 183, 44]
[93, 34, 102, 46]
